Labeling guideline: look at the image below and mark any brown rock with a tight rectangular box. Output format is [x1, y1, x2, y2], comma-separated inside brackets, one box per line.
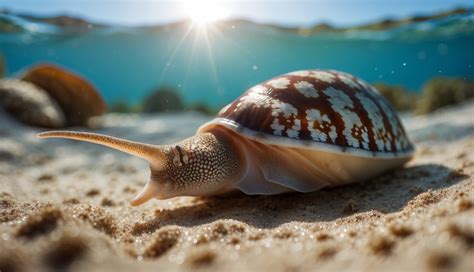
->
[0, 79, 66, 128]
[21, 64, 106, 126]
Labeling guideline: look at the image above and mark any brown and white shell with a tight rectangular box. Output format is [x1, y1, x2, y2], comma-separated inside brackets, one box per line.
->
[199, 70, 414, 194]
[21, 64, 106, 126]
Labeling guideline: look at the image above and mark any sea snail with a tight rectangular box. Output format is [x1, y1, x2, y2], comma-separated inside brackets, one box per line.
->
[38, 70, 414, 206]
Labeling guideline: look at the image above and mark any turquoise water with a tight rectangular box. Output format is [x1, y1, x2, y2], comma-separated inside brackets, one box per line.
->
[1, 13, 473, 107]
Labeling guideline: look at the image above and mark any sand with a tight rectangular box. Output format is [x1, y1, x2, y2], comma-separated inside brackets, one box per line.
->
[0, 102, 473, 272]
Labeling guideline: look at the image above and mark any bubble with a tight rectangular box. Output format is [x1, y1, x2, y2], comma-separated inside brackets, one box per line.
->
[252, 65, 258, 71]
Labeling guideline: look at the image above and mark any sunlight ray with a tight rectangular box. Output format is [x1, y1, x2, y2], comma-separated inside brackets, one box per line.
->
[158, 22, 194, 83]
[201, 25, 221, 95]
[206, 23, 257, 69]
[182, 22, 202, 92]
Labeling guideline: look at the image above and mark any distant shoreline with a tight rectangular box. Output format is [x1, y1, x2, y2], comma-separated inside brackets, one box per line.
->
[1, 7, 472, 34]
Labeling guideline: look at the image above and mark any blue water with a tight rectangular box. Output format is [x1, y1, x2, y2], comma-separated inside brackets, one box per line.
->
[1, 13, 473, 107]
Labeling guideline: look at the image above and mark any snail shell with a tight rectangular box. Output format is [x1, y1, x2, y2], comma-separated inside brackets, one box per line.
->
[198, 70, 414, 194]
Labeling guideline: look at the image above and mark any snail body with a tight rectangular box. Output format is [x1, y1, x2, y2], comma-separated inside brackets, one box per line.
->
[39, 70, 414, 206]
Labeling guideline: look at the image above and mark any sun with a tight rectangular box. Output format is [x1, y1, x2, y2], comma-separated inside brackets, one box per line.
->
[181, 0, 229, 25]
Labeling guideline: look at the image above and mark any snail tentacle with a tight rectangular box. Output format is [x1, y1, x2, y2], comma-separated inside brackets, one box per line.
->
[130, 180, 161, 206]
[37, 131, 165, 163]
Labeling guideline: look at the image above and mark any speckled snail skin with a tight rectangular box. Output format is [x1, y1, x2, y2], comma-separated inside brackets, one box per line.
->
[38, 70, 415, 206]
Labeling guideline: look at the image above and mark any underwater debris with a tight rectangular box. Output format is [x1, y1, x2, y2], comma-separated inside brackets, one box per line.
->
[0, 79, 65, 128]
[21, 63, 106, 126]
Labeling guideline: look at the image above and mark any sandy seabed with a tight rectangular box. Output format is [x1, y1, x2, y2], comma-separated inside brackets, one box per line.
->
[0, 102, 473, 272]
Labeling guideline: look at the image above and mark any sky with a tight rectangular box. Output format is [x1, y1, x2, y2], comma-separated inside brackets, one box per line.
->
[0, 0, 473, 27]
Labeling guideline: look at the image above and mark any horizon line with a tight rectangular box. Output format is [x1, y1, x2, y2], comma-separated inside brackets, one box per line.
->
[1, 6, 472, 30]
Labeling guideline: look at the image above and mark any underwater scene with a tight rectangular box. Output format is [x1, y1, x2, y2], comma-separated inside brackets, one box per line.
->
[1, 7, 473, 110]
[1, 1, 474, 272]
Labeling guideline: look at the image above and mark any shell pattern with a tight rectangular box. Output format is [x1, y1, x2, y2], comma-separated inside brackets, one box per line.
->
[214, 70, 414, 158]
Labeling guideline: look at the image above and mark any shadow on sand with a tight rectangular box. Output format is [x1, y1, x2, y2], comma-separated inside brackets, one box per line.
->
[131, 163, 467, 234]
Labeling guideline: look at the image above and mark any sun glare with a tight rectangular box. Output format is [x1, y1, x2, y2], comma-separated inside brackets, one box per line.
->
[181, 0, 229, 25]
[161, 1, 232, 96]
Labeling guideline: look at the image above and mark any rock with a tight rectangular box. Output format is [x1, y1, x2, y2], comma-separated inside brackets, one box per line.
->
[0, 79, 66, 128]
[142, 85, 184, 113]
[21, 64, 106, 126]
